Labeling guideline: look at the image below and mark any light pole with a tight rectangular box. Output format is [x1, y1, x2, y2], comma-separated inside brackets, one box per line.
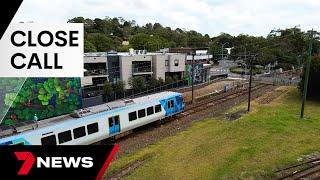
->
[221, 42, 229, 61]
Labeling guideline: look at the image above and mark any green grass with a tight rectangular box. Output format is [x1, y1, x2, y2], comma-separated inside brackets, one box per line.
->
[106, 87, 320, 179]
[230, 67, 266, 75]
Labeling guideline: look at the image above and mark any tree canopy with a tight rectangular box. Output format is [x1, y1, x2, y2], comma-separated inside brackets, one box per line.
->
[69, 16, 210, 52]
[70, 16, 319, 71]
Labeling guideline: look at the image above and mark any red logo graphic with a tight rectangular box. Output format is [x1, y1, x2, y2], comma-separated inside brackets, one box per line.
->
[11, 145, 120, 179]
[96, 144, 120, 180]
[14, 152, 35, 175]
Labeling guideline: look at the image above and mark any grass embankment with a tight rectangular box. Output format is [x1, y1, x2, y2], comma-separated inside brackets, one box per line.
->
[230, 67, 266, 75]
[106, 87, 320, 179]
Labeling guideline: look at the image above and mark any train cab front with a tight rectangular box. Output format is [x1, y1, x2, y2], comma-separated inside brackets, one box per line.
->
[176, 94, 185, 112]
[162, 93, 185, 117]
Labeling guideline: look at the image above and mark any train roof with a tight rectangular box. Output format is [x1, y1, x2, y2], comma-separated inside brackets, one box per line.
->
[0, 91, 181, 138]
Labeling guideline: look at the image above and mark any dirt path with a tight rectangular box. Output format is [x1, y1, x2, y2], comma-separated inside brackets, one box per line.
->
[182, 80, 242, 102]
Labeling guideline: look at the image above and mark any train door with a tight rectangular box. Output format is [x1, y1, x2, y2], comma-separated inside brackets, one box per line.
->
[166, 98, 175, 115]
[175, 95, 184, 111]
[108, 115, 120, 135]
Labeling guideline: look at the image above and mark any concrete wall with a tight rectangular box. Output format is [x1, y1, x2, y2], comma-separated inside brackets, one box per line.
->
[84, 56, 107, 63]
[84, 53, 186, 89]
[166, 54, 186, 72]
[80, 76, 93, 87]
[152, 54, 166, 80]
[120, 55, 153, 89]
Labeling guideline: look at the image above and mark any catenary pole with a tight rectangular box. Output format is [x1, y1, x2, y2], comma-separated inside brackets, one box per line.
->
[247, 55, 254, 112]
[191, 53, 195, 104]
[300, 30, 314, 119]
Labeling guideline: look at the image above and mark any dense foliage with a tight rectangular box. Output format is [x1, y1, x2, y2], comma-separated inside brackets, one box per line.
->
[68, 16, 210, 52]
[69, 16, 320, 99]
[70, 17, 319, 66]
[299, 55, 320, 100]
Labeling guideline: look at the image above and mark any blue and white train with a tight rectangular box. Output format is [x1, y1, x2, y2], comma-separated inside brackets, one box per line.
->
[0, 91, 185, 145]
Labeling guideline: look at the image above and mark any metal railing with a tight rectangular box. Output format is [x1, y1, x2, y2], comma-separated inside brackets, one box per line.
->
[132, 66, 152, 73]
[84, 69, 108, 76]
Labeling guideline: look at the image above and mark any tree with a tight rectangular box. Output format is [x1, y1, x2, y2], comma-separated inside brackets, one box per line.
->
[165, 76, 174, 84]
[103, 80, 113, 101]
[117, 45, 132, 52]
[71, 16, 214, 51]
[68, 17, 85, 23]
[157, 77, 165, 86]
[147, 77, 160, 89]
[93, 18, 112, 35]
[299, 55, 320, 100]
[71, 15, 318, 75]
[87, 33, 114, 52]
[129, 33, 149, 50]
[186, 30, 210, 47]
[128, 76, 145, 92]
[209, 43, 223, 60]
[113, 80, 125, 97]
[257, 48, 277, 66]
[84, 40, 97, 52]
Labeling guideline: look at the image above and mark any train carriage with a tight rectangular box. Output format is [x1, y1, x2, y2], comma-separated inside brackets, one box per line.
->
[0, 91, 185, 145]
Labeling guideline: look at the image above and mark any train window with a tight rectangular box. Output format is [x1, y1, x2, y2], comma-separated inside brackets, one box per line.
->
[58, 130, 72, 144]
[109, 117, 114, 127]
[41, 135, 57, 145]
[87, 123, 99, 134]
[171, 100, 175, 108]
[129, 111, 137, 121]
[138, 109, 146, 118]
[114, 116, 120, 125]
[155, 104, 161, 113]
[167, 100, 174, 108]
[147, 106, 154, 115]
[73, 126, 86, 139]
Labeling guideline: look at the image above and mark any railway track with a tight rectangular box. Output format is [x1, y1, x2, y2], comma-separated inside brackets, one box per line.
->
[275, 158, 320, 180]
[176, 83, 269, 119]
[107, 83, 275, 179]
[111, 83, 271, 141]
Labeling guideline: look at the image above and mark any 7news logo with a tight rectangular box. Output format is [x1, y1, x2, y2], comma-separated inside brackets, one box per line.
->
[0, 145, 119, 180]
[15, 152, 93, 175]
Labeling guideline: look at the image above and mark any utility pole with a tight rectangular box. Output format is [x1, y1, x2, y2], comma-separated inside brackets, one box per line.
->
[300, 30, 314, 119]
[191, 53, 195, 103]
[244, 45, 247, 75]
[247, 55, 254, 112]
